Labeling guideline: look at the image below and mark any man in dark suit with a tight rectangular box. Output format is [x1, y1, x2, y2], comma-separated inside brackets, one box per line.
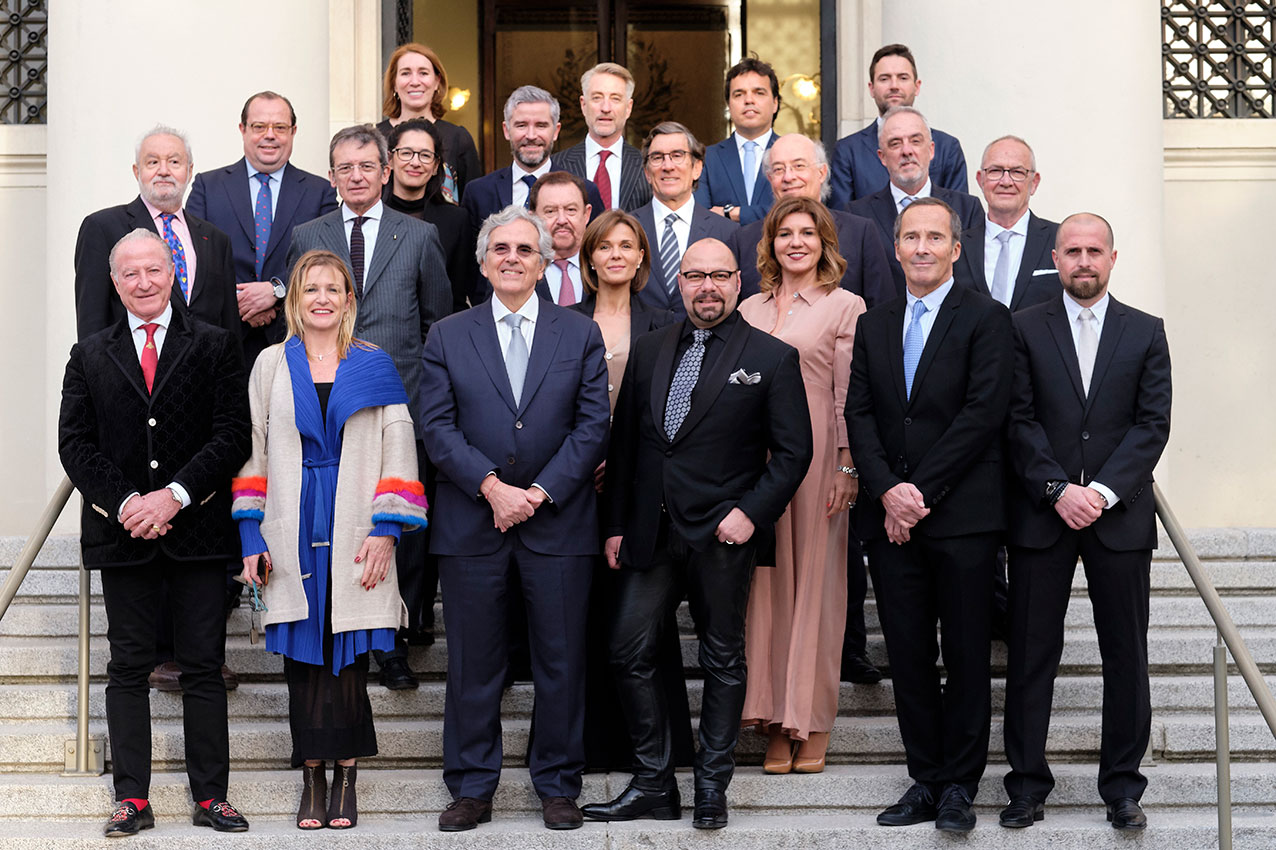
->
[845, 198, 1013, 833]
[462, 86, 606, 244]
[287, 124, 451, 690]
[530, 171, 593, 306]
[738, 133, 893, 309]
[421, 206, 610, 832]
[633, 121, 739, 318]
[59, 230, 252, 837]
[1000, 214, 1171, 832]
[187, 91, 338, 364]
[555, 62, 650, 213]
[954, 135, 1059, 310]
[582, 237, 812, 830]
[693, 57, 780, 225]
[849, 107, 983, 299]
[75, 126, 238, 342]
[829, 43, 968, 209]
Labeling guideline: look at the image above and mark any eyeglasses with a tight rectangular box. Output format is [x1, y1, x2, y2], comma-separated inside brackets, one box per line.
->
[392, 147, 437, 164]
[246, 122, 293, 136]
[332, 162, 383, 177]
[679, 269, 738, 284]
[983, 166, 1033, 183]
[646, 149, 691, 166]
[767, 161, 812, 178]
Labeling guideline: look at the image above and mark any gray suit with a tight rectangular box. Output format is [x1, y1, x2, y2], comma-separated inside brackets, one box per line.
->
[287, 205, 451, 437]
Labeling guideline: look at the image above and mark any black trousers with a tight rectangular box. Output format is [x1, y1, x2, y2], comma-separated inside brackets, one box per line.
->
[867, 531, 998, 798]
[609, 516, 756, 793]
[99, 557, 229, 802]
[376, 440, 438, 665]
[1004, 531, 1152, 804]
[842, 529, 869, 660]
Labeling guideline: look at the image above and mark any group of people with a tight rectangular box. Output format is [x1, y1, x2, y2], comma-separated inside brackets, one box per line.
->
[57, 39, 1171, 840]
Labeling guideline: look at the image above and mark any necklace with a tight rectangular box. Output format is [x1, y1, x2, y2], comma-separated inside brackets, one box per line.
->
[307, 347, 337, 361]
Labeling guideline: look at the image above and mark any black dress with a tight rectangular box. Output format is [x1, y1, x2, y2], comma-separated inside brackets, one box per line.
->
[383, 190, 478, 313]
[376, 117, 481, 203]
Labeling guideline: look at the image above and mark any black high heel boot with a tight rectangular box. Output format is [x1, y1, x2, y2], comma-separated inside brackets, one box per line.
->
[327, 763, 358, 829]
[297, 762, 327, 829]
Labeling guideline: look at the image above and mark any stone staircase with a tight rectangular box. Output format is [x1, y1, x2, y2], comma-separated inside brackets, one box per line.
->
[1, 529, 1275, 848]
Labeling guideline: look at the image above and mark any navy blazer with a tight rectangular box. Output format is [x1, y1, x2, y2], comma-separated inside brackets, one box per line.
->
[420, 300, 611, 558]
[461, 161, 607, 236]
[829, 122, 968, 210]
[555, 140, 651, 213]
[954, 211, 1061, 312]
[849, 185, 985, 299]
[737, 207, 894, 309]
[693, 134, 778, 225]
[632, 201, 741, 319]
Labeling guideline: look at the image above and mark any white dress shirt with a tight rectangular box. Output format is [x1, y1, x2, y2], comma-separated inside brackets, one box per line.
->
[1061, 290, 1118, 508]
[891, 178, 933, 214]
[983, 210, 1030, 304]
[733, 129, 772, 191]
[902, 276, 954, 347]
[651, 195, 694, 259]
[246, 160, 284, 220]
[512, 159, 553, 208]
[548, 253, 584, 305]
[342, 200, 383, 292]
[585, 135, 624, 210]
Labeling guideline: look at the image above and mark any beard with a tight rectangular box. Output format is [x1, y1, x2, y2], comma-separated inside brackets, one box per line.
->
[1062, 270, 1107, 302]
[513, 142, 550, 169]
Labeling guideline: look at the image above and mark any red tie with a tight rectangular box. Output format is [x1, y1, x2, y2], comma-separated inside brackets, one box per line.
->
[140, 323, 159, 393]
[554, 259, 575, 307]
[593, 150, 612, 211]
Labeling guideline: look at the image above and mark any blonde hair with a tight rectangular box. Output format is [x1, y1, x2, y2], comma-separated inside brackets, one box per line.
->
[382, 43, 449, 120]
[284, 250, 362, 359]
[756, 196, 847, 293]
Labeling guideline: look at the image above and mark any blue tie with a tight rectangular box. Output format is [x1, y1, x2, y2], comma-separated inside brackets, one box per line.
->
[253, 172, 273, 280]
[742, 140, 758, 205]
[903, 299, 928, 400]
[159, 213, 189, 301]
[521, 174, 537, 208]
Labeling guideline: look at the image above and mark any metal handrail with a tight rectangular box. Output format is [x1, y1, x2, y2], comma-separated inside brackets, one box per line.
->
[0, 475, 75, 622]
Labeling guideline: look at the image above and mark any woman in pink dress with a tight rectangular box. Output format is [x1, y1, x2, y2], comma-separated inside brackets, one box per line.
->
[739, 195, 867, 774]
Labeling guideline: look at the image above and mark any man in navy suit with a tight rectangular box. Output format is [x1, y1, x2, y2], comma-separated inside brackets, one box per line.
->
[693, 57, 780, 225]
[829, 44, 968, 209]
[421, 206, 610, 832]
[849, 107, 983, 298]
[554, 63, 651, 213]
[633, 121, 739, 318]
[187, 91, 338, 363]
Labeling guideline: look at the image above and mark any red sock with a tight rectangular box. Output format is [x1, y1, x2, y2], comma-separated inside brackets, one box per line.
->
[197, 799, 213, 810]
[122, 798, 148, 810]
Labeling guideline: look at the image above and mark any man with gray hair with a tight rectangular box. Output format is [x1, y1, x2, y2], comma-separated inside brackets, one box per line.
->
[555, 62, 651, 212]
[849, 106, 984, 299]
[287, 123, 452, 690]
[421, 205, 610, 832]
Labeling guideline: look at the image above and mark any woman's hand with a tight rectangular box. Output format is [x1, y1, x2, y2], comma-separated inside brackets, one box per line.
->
[826, 451, 860, 518]
[356, 535, 396, 590]
[241, 551, 271, 587]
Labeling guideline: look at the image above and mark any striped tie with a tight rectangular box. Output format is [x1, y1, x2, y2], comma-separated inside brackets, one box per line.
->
[660, 213, 681, 298]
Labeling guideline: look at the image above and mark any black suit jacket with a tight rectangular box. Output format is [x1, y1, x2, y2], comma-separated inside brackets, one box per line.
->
[632, 201, 740, 318]
[556, 140, 652, 212]
[74, 197, 238, 342]
[953, 211, 1060, 312]
[1006, 295, 1172, 552]
[846, 284, 1014, 541]
[604, 312, 813, 569]
[848, 185, 984, 299]
[58, 309, 252, 568]
[571, 292, 676, 341]
[737, 207, 894, 309]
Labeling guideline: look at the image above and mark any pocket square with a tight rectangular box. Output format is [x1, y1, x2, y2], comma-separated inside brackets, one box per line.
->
[1032, 268, 1058, 276]
[728, 369, 762, 385]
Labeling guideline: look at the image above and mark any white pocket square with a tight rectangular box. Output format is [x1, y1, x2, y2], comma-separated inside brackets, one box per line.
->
[728, 369, 762, 385]
[1032, 268, 1058, 276]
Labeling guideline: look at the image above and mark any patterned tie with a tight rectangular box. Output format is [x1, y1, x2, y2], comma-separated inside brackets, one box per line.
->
[502, 313, 529, 405]
[554, 258, 575, 306]
[903, 299, 928, 400]
[742, 140, 758, 205]
[253, 172, 273, 280]
[659, 213, 682, 298]
[159, 213, 189, 301]
[664, 328, 710, 440]
[350, 216, 366, 299]
[593, 149, 613, 211]
[899, 195, 916, 211]
[990, 229, 1013, 306]
[520, 174, 537, 208]
[140, 323, 159, 394]
[1077, 308, 1099, 397]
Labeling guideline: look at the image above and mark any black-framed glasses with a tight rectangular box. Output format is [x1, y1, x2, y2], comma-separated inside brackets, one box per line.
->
[392, 147, 437, 165]
[646, 149, 690, 166]
[983, 166, 1033, 182]
[680, 269, 738, 284]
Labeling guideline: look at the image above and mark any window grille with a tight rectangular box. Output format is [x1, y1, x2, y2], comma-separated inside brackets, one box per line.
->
[1163, 1, 1276, 118]
[0, 0, 46, 124]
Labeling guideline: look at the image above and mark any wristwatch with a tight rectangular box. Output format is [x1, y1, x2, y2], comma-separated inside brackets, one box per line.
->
[837, 465, 858, 478]
[270, 277, 286, 300]
[165, 486, 183, 505]
[722, 204, 737, 218]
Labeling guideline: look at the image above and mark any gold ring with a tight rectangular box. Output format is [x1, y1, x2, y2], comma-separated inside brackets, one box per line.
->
[151, 524, 161, 530]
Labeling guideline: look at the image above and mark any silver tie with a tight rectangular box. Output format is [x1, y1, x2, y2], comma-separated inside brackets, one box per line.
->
[990, 229, 1013, 306]
[1077, 308, 1098, 397]
[503, 313, 529, 405]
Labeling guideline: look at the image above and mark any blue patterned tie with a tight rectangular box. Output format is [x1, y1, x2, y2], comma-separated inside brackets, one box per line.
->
[664, 328, 710, 440]
[742, 140, 758, 205]
[159, 213, 189, 301]
[659, 213, 681, 298]
[503, 313, 529, 405]
[903, 299, 928, 400]
[521, 174, 537, 208]
[253, 172, 273, 280]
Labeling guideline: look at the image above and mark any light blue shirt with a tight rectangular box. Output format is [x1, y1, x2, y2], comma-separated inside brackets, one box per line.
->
[246, 160, 284, 220]
[902, 276, 954, 348]
[733, 129, 772, 188]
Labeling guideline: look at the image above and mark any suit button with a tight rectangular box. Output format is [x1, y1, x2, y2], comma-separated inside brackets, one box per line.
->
[507, 456, 516, 465]
[665, 450, 673, 458]
[515, 421, 523, 429]
[149, 460, 158, 469]
[605, 352, 613, 360]
[147, 418, 156, 427]
[904, 417, 912, 426]
[1082, 431, 1090, 441]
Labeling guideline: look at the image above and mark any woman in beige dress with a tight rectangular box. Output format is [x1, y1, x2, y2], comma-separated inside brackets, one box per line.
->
[739, 195, 867, 774]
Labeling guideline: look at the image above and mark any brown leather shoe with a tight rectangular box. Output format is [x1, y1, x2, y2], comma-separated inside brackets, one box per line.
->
[148, 661, 181, 691]
[438, 797, 491, 832]
[542, 796, 583, 830]
[793, 731, 829, 773]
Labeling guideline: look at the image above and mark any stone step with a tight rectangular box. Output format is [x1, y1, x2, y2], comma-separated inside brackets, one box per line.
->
[0, 809, 1274, 850]
[3, 712, 1275, 774]
[0, 763, 1273, 820]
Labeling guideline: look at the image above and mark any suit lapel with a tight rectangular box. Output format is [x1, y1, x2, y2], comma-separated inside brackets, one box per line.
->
[673, 316, 749, 442]
[750, 134, 778, 207]
[1084, 297, 1126, 416]
[869, 191, 897, 242]
[719, 140, 749, 208]
[365, 209, 405, 290]
[907, 288, 960, 407]
[105, 321, 149, 402]
[321, 212, 354, 266]
[1045, 299, 1087, 405]
[266, 165, 307, 262]
[517, 307, 563, 412]
[883, 300, 908, 407]
[620, 143, 642, 208]
[470, 309, 518, 415]
[962, 218, 988, 291]
[498, 166, 515, 208]
[649, 323, 681, 440]
[1009, 213, 1053, 311]
[185, 217, 212, 308]
[149, 309, 191, 398]
[225, 160, 256, 246]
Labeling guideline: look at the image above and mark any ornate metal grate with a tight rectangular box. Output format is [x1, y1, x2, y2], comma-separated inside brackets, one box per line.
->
[1, 0, 46, 124]
[396, 0, 412, 47]
[1163, 1, 1276, 118]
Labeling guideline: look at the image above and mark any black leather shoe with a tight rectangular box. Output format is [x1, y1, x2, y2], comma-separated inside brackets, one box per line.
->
[840, 654, 883, 684]
[999, 796, 1044, 828]
[193, 799, 249, 832]
[1106, 797, 1147, 830]
[379, 657, 419, 690]
[877, 783, 936, 826]
[935, 784, 976, 832]
[581, 783, 681, 821]
[692, 789, 728, 830]
[104, 802, 154, 837]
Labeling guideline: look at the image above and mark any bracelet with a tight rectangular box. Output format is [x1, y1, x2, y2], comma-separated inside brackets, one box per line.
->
[1045, 480, 1068, 505]
[837, 465, 858, 478]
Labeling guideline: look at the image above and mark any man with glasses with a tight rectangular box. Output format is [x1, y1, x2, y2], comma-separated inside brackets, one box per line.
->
[287, 124, 450, 690]
[188, 91, 338, 365]
[633, 121, 739, 318]
[582, 238, 812, 830]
